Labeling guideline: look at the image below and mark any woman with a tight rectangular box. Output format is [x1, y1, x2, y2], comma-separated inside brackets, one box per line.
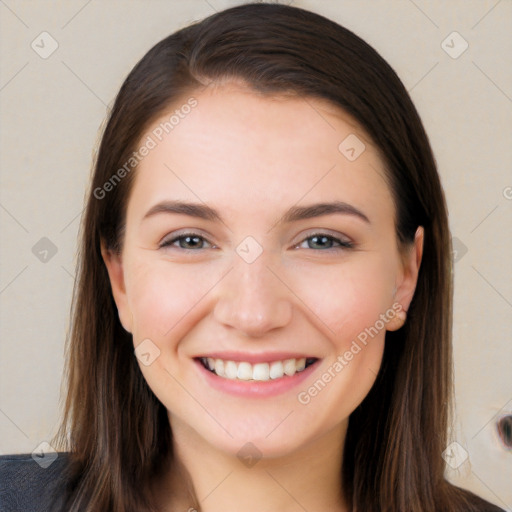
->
[0, 3, 505, 511]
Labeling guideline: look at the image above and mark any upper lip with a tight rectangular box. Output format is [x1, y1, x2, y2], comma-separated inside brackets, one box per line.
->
[194, 351, 318, 364]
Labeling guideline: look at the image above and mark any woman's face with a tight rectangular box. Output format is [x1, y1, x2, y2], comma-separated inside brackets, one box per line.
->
[103, 82, 423, 458]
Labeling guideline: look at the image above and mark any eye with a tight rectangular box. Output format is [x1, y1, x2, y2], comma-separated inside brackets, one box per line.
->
[295, 232, 354, 251]
[159, 232, 214, 251]
[159, 231, 354, 252]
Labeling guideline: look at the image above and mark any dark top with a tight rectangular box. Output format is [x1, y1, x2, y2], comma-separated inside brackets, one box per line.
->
[0, 452, 507, 512]
[0, 453, 69, 512]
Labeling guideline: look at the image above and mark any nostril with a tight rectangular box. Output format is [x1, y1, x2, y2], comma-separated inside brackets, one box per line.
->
[496, 415, 512, 449]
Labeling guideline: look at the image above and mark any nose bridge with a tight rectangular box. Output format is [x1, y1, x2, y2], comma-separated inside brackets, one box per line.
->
[213, 240, 292, 337]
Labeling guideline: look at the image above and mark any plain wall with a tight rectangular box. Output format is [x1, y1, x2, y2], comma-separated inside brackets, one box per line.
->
[0, 0, 511, 509]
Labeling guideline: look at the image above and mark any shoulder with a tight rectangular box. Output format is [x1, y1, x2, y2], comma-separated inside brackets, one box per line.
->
[0, 452, 71, 512]
[448, 482, 507, 512]
[466, 493, 507, 512]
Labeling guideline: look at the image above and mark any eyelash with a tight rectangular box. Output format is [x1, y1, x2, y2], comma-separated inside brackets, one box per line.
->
[159, 232, 354, 252]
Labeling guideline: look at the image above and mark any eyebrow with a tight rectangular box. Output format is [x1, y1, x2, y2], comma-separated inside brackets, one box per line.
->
[142, 200, 370, 225]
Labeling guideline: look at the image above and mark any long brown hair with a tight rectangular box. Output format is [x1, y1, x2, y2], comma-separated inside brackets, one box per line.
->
[52, 3, 499, 511]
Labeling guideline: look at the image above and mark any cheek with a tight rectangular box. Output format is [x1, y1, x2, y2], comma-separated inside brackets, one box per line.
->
[124, 259, 221, 410]
[288, 253, 395, 344]
[126, 250, 396, 352]
[125, 259, 215, 342]
[290, 255, 393, 411]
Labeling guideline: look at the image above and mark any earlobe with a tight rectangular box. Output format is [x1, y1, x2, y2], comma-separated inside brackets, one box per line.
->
[386, 308, 407, 332]
[101, 242, 133, 333]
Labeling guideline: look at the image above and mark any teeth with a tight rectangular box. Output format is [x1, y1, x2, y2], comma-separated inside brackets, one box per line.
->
[214, 359, 225, 377]
[283, 358, 296, 376]
[202, 357, 313, 381]
[252, 363, 270, 381]
[269, 361, 284, 379]
[237, 362, 252, 380]
[225, 360, 238, 379]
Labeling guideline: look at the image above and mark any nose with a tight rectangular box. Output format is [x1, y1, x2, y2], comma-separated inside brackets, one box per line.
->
[213, 249, 293, 338]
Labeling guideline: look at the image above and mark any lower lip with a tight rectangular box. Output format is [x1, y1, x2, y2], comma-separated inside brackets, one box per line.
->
[194, 359, 319, 398]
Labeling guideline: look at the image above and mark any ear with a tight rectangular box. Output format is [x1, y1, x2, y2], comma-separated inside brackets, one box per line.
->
[387, 226, 424, 332]
[101, 241, 133, 333]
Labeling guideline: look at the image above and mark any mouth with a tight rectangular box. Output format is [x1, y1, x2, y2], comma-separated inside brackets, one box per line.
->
[196, 356, 318, 382]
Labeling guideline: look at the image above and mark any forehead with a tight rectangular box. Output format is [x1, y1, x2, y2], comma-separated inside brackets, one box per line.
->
[127, 82, 394, 226]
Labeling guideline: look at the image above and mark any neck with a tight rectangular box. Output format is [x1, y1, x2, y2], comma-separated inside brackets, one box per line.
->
[155, 417, 349, 512]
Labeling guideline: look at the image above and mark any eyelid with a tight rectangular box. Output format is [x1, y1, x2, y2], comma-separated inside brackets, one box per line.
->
[159, 230, 215, 249]
[295, 229, 354, 245]
[294, 231, 354, 250]
[159, 229, 354, 251]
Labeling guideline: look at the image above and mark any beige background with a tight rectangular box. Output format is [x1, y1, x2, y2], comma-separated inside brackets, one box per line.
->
[0, 0, 511, 509]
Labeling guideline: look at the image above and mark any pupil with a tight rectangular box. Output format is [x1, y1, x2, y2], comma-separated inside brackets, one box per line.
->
[184, 236, 200, 248]
[312, 236, 329, 248]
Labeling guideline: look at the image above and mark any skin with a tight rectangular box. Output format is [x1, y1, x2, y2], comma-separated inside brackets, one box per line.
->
[102, 81, 423, 512]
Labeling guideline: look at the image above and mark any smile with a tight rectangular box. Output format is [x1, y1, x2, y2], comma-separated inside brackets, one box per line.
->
[198, 356, 318, 382]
